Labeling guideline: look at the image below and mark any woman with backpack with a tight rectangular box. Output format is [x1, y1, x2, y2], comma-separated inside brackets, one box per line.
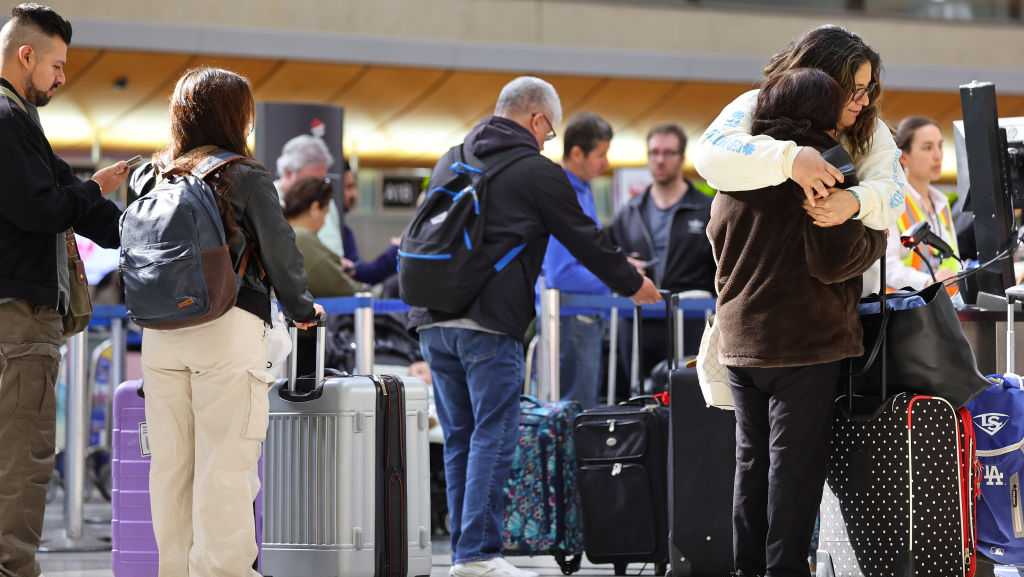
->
[129, 67, 323, 577]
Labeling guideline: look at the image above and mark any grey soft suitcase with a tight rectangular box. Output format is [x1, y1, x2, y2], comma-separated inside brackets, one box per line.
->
[261, 321, 432, 577]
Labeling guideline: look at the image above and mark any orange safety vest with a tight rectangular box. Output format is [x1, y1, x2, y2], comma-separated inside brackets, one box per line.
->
[895, 190, 960, 292]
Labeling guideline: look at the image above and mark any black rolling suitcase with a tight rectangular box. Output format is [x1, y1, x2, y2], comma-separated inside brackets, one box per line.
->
[664, 293, 736, 577]
[816, 257, 980, 577]
[574, 304, 671, 576]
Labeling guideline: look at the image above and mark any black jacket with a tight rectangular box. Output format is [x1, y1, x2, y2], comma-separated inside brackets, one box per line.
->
[409, 116, 643, 339]
[0, 78, 122, 308]
[130, 160, 317, 325]
[609, 183, 716, 294]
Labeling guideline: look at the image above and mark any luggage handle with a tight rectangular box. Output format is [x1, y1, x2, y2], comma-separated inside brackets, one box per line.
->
[287, 314, 327, 396]
[623, 394, 662, 407]
[631, 304, 642, 397]
[661, 290, 677, 371]
[1005, 284, 1024, 378]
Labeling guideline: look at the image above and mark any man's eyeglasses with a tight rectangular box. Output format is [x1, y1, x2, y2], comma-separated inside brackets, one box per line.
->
[849, 82, 877, 103]
[648, 149, 681, 159]
[534, 113, 557, 142]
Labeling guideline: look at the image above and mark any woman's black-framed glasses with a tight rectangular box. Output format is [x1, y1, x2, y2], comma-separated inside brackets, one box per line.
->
[850, 82, 877, 103]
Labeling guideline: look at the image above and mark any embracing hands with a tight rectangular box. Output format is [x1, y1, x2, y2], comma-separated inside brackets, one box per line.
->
[792, 147, 859, 227]
[802, 189, 860, 228]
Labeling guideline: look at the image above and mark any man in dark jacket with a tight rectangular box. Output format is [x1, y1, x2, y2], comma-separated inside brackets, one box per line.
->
[610, 124, 717, 387]
[410, 76, 660, 577]
[0, 6, 128, 576]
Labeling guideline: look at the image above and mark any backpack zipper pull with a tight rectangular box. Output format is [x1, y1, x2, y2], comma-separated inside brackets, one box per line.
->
[611, 463, 622, 477]
[608, 419, 616, 433]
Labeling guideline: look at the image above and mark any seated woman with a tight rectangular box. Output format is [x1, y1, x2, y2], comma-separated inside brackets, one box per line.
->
[706, 67, 887, 577]
[887, 116, 961, 291]
[283, 176, 362, 297]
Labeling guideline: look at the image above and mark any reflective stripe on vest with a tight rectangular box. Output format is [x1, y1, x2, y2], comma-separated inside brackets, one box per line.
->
[896, 190, 960, 274]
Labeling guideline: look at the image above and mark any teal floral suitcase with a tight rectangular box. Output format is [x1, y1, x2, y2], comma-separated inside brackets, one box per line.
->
[502, 396, 584, 575]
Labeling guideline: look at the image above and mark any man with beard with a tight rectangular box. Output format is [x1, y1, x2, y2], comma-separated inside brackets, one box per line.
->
[0, 5, 127, 576]
[610, 124, 716, 388]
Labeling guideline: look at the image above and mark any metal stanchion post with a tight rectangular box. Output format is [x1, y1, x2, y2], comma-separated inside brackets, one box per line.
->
[354, 293, 375, 375]
[40, 331, 110, 552]
[631, 306, 641, 396]
[676, 299, 685, 362]
[606, 302, 619, 406]
[539, 289, 561, 402]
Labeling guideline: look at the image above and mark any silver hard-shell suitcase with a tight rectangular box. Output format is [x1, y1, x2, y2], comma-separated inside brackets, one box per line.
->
[260, 321, 432, 577]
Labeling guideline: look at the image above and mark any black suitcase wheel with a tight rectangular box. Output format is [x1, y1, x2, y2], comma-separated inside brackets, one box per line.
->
[554, 553, 582, 575]
[654, 562, 667, 576]
[614, 562, 629, 576]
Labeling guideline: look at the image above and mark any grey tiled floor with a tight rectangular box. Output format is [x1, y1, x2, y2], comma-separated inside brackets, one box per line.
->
[37, 498, 638, 577]
[36, 496, 1024, 577]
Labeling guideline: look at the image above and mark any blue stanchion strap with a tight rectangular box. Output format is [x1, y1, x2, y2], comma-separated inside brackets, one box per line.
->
[558, 293, 715, 320]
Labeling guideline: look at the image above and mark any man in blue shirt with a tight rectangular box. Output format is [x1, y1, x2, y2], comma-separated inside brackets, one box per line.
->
[538, 113, 618, 409]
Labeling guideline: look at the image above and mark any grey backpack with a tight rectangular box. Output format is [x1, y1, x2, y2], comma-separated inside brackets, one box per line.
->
[119, 147, 250, 329]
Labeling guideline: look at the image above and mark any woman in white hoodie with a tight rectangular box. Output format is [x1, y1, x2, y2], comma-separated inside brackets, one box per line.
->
[692, 25, 905, 236]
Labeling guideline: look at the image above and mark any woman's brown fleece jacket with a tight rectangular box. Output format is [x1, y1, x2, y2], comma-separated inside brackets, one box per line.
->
[707, 129, 887, 368]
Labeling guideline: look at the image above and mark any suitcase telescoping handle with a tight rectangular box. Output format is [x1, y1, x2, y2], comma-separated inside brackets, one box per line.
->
[632, 303, 643, 397]
[287, 314, 327, 395]
[661, 290, 678, 371]
[1005, 284, 1024, 377]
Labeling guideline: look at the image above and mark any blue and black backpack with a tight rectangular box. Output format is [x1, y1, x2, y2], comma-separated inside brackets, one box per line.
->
[119, 147, 251, 329]
[398, 144, 533, 313]
[966, 373, 1024, 565]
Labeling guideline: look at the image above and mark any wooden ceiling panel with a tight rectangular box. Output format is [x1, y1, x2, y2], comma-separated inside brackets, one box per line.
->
[395, 70, 516, 129]
[189, 55, 282, 86]
[64, 48, 103, 87]
[256, 61, 366, 102]
[41, 48, 1009, 172]
[334, 66, 448, 126]
[570, 78, 679, 128]
[69, 51, 194, 129]
[633, 82, 747, 134]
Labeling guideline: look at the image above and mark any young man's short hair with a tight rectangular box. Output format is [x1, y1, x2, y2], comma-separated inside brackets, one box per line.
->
[646, 123, 688, 154]
[9, 3, 72, 45]
[563, 112, 613, 159]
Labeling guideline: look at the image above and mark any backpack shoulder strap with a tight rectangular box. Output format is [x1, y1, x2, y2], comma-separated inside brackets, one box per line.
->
[190, 147, 245, 180]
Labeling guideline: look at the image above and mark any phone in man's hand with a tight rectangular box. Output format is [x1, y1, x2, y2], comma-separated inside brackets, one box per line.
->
[125, 155, 145, 169]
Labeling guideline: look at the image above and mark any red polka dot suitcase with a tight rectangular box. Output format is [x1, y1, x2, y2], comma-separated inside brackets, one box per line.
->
[817, 393, 979, 577]
[816, 259, 980, 577]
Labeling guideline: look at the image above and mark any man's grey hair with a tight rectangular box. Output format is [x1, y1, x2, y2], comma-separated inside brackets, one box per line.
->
[276, 135, 334, 177]
[494, 76, 562, 128]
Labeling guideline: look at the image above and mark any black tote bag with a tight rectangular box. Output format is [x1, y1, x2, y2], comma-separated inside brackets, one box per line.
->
[853, 274, 989, 408]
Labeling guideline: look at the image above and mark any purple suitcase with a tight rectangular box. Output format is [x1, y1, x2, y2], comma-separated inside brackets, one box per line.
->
[111, 380, 263, 577]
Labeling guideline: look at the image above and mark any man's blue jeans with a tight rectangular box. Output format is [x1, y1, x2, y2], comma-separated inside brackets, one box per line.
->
[419, 327, 523, 564]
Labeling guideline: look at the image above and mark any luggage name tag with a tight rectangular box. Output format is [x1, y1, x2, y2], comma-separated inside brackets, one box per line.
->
[139, 422, 152, 457]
